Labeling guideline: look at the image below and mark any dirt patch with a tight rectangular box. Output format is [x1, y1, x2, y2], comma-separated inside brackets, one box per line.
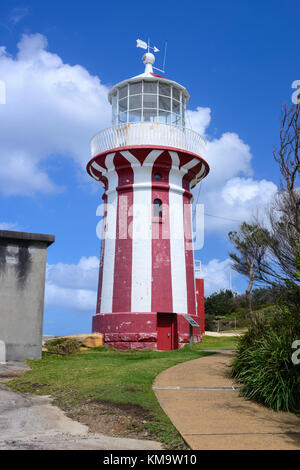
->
[63, 400, 155, 441]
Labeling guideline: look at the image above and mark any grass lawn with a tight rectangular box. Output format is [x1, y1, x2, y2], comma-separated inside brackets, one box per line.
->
[7, 336, 237, 449]
[196, 335, 238, 350]
[222, 327, 248, 334]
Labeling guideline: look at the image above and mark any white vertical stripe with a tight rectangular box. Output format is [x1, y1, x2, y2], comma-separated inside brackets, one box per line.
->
[100, 153, 117, 313]
[168, 151, 188, 313]
[121, 150, 153, 312]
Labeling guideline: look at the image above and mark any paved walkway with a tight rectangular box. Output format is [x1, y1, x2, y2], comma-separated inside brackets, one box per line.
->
[205, 331, 243, 337]
[153, 351, 300, 450]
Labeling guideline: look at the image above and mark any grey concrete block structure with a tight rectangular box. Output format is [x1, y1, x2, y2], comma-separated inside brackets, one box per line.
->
[0, 230, 55, 361]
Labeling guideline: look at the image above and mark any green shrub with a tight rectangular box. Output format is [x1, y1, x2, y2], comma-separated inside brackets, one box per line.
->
[205, 290, 234, 317]
[231, 308, 300, 413]
[45, 337, 81, 355]
[205, 313, 215, 331]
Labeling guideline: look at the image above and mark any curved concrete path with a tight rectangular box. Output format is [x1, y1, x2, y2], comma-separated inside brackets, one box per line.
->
[153, 351, 300, 450]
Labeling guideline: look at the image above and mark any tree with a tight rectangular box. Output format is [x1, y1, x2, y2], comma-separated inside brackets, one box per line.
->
[228, 103, 299, 319]
[255, 104, 300, 288]
[230, 104, 300, 414]
[251, 286, 277, 307]
[205, 290, 234, 317]
[228, 223, 269, 323]
[205, 289, 234, 332]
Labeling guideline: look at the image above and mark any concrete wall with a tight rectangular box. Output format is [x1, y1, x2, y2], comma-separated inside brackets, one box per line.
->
[0, 231, 55, 361]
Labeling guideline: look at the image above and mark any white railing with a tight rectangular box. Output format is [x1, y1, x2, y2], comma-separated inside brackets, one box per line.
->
[90, 122, 206, 158]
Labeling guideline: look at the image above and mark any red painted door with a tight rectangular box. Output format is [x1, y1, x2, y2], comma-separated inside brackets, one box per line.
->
[157, 313, 174, 350]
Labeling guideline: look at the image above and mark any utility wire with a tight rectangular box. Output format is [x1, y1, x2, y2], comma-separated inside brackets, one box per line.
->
[204, 213, 244, 223]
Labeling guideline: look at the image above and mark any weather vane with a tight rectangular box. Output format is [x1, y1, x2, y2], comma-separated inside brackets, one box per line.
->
[136, 38, 159, 53]
[136, 38, 168, 74]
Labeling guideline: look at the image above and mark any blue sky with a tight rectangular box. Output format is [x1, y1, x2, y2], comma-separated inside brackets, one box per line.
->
[0, 0, 299, 335]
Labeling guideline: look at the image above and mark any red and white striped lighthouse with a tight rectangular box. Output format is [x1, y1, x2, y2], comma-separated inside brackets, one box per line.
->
[87, 46, 209, 350]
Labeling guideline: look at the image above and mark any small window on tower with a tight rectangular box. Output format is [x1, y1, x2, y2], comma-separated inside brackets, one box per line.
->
[153, 198, 162, 218]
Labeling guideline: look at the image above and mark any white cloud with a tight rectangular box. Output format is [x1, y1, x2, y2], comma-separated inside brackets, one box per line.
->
[222, 177, 277, 206]
[198, 176, 277, 234]
[0, 33, 110, 196]
[45, 284, 96, 312]
[205, 132, 253, 185]
[45, 256, 99, 312]
[0, 222, 17, 230]
[186, 107, 211, 136]
[200, 258, 234, 295]
[187, 108, 278, 234]
[10, 7, 30, 25]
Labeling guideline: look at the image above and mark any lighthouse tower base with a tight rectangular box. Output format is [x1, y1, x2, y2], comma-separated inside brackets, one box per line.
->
[92, 312, 202, 350]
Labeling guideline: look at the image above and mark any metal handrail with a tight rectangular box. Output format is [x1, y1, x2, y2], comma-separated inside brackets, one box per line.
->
[90, 122, 206, 158]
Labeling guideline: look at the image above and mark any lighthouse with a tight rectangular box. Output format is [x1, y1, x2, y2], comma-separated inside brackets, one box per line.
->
[87, 43, 209, 350]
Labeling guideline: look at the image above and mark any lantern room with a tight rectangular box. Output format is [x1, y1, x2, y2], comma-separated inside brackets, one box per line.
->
[109, 53, 188, 128]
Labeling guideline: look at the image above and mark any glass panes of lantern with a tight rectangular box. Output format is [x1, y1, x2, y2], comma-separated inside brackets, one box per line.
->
[114, 81, 186, 128]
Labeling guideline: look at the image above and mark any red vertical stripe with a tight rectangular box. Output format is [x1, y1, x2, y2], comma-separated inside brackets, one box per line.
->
[195, 278, 205, 333]
[183, 194, 197, 316]
[112, 154, 134, 312]
[96, 193, 107, 313]
[151, 152, 173, 313]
